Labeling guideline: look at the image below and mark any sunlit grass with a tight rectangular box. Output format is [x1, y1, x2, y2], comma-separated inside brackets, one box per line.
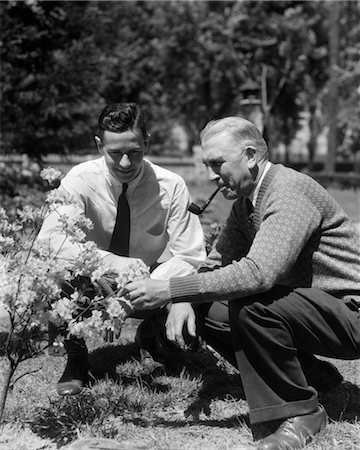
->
[1, 319, 359, 449]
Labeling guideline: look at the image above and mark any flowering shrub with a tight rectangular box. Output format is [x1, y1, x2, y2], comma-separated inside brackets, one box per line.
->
[50, 256, 150, 342]
[0, 167, 150, 419]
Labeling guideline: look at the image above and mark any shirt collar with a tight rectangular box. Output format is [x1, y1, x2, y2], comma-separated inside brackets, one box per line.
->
[250, 161, 272, 207]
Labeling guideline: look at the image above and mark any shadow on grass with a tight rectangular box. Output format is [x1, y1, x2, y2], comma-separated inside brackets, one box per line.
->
[125, 414, 250, 429]
[89, 341, 246, 401]
[28, 342, 360, 447]
[29, 342, 246, 446]
[320, 380, 360, 422]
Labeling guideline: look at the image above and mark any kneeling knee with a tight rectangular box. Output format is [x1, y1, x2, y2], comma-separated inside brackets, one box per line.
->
[232, 302, 265, 331]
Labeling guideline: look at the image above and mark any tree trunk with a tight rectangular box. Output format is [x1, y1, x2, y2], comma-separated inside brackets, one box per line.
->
[325, 1, 340, 172]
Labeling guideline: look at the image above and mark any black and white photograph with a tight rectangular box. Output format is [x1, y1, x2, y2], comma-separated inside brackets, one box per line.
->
[0, 1, 359, 449]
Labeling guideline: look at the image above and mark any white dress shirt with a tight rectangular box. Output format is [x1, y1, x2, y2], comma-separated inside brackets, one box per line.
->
[38, 157, 206, 279]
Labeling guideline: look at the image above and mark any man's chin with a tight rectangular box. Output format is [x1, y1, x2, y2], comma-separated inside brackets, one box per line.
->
[112, 169, 136, 182]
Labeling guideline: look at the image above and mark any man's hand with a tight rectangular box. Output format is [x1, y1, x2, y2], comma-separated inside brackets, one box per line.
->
[125, 279, 171, 310]
[166, 303, 196, 349]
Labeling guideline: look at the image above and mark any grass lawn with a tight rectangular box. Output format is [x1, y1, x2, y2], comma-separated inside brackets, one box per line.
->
[0, 183, 359, 450]
[0, 320, 359, 450]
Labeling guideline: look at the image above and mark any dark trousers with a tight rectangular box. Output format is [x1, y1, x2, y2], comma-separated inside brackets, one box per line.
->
[195, 286, 360, 424]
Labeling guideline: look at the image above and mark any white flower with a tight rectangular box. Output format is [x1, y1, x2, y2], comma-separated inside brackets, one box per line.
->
[106, 298, 126, 318]
[51, 297, 75, 322]
[45, 189, 75, 211]
[68, 320, 86, 338]
[0, 207, 8, 221]
[90, 267, 110, 284]
[17, 205, 44, 225]
[71, 241, 103, 277]
[0, 235, 15, 251]
[40, 167, 63, 184]
[57, 212, 94, 243]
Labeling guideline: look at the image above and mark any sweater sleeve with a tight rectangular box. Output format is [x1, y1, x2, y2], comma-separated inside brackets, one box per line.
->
[170, 188, 322, 303]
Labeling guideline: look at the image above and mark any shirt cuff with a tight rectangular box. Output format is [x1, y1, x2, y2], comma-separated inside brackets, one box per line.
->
[170, 275, 200, 300]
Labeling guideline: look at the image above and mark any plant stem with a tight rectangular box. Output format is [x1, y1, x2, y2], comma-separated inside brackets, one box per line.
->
[0, 358, 15, 423]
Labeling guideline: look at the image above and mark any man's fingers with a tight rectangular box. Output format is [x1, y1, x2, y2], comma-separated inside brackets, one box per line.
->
[175, 332, 185, 349]
[166, 327, 174, 342]
[166, 321, 184, 348]
[173, 321, 186, 349]
[131, 298, 146, 310]
[187, 313, 197, 337]
[165, 319, 176, 342]
[123, 282, 142, 301]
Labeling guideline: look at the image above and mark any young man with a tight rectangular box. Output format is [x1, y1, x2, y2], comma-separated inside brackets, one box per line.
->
[125, 117, 360, 450]
[38, 103, 206, 395]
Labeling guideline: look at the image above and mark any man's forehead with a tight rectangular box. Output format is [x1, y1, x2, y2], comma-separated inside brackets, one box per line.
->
[102, 130, 143, 146]
[202, 132, 233, 157]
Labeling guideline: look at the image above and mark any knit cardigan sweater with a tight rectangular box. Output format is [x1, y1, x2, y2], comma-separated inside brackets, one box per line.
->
[170, 164, 360, 303]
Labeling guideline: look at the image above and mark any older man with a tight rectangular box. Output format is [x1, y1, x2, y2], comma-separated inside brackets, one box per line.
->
[38, 103, 205, 395]
[126, 117, 360, 450]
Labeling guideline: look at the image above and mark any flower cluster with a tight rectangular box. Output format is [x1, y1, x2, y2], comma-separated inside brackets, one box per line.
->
[50, 259, 150, 342]
[40, 167, 63, 186]
[0, 167, 150, 352]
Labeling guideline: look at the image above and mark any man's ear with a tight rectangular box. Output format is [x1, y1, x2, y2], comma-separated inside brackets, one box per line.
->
[245, 146, 257, 170]
[94, 136, 103, 154]
[144, 132, 151, 154]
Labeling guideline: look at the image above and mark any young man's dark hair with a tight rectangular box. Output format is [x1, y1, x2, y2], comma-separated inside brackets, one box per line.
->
[98, 103, 148, 140]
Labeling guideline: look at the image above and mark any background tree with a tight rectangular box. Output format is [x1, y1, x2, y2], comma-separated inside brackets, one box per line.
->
[1, 0, 358, 164]
[0, 1, 105, 157]
[336, 1, 360, 172]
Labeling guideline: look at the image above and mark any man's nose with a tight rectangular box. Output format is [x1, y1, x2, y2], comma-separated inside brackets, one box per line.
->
[119, 154, 131, 169]
[208, 167, 220, 182]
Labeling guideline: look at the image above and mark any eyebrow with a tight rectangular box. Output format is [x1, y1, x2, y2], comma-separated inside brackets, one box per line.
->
[107, 146, 142, 152]
[205, 156, 223, 164]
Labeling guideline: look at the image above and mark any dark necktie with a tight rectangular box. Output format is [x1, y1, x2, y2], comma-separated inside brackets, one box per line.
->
[108, 183, 130, 256]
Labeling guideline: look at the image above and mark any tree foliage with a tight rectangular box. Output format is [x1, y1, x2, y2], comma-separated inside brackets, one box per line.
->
[1, 0, 359, 159]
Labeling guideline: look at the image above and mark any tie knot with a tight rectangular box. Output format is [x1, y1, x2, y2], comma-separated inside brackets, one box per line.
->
[122, 183, 128, 193]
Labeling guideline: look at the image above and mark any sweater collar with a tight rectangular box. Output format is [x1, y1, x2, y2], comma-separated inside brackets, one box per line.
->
[252, 163, 280, 230]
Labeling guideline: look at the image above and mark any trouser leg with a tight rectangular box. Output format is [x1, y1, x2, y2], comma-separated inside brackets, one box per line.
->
[193, 296, 343, 392]
[229, 287, 360, 424]
[57, 336, 89, 395]
[51, 277, 92, 394]
[132, 308, 175, 368]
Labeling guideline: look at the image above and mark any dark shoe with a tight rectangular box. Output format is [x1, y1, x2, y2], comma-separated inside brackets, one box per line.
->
[256, 405, 328, 450]
[57, 338, 89, 396]
[304, 360, 343, 394]
[135, 318, 167, 373]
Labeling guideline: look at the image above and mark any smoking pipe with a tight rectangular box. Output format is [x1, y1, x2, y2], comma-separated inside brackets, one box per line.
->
[188, 187, 221, 215]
